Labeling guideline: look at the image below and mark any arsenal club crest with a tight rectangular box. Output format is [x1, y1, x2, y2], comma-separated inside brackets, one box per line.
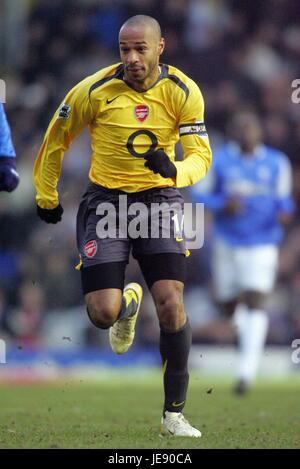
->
[84, 240, 97, 258]
[134, 105, 149, 122]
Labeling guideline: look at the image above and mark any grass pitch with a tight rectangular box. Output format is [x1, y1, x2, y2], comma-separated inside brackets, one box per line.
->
[0, 372, 299, 449]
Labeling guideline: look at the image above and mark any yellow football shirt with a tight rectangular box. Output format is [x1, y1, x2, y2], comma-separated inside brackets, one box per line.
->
[33, 63, 212, 209]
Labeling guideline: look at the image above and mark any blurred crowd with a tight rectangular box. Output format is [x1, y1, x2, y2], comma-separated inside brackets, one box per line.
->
[1, 0, 300, 348]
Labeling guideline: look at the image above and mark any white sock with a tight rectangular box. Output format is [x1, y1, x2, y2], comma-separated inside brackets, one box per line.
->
[235, 308, 269, 384]
[232, 303, 250, 378]
[232, 303, 248, 338]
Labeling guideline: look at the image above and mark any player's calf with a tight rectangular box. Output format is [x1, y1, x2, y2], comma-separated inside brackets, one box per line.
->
[153, 284, 185, 332]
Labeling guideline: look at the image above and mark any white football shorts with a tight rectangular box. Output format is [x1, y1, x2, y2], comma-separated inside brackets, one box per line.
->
[212, 239, 279, 301]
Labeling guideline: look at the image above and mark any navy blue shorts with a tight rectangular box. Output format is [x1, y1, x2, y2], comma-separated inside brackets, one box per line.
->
[76, 183, 187, 293]
[76, 183, 186, 267]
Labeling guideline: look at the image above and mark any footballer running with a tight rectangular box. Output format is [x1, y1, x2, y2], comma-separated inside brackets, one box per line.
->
[33, 15, 212, 437]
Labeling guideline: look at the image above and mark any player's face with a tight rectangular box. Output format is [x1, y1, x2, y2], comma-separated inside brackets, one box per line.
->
[231, 114, 262, 151]
[119, 26, 164, 90]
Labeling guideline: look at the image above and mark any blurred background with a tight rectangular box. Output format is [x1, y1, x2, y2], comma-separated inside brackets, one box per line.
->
[0, 0, 300, 381]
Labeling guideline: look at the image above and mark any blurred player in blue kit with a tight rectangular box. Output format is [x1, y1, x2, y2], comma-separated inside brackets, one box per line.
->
[192, 111, 295, 393]
[0, 103, 19, 192]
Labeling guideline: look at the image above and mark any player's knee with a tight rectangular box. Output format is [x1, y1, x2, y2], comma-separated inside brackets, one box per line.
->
[156, 293, 185, 331]
[217, 299, 238, 317]
[242, 291, 266, 310]
[86, 298, 119, 329]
